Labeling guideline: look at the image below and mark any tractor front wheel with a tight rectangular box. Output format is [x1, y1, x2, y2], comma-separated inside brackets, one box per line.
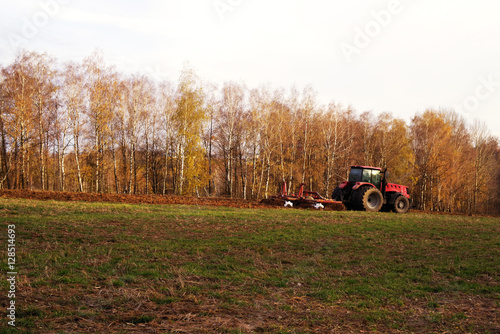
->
[356, 187, 384, 212]
[392, 195, 410, 213]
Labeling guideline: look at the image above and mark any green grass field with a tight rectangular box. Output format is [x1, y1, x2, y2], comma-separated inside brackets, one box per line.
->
[1, 198, 499, 333]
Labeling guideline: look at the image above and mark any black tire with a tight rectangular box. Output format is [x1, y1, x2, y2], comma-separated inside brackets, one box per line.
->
[332, 187, 341, 201]
[355, 187, 383, 212]
[346, 191, 360, 210]
[343, 202, 354, 210]
[350, 190, 362, 210]
[392, 195, 410, 213]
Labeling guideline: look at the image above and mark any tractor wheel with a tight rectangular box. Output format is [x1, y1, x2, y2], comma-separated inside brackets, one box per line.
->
[392, 195, 410, 213]
[332, 187, 341, 201]
[356, 187, 383, 212]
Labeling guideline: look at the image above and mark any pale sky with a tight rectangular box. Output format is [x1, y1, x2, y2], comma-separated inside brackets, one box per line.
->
[1, 0, 499, 138]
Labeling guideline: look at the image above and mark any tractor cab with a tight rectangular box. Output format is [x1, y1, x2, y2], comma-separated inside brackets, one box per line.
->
[348, 166, 382, 190]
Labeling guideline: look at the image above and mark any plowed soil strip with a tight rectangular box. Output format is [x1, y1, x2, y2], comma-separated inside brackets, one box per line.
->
[0, 189, 270, 209]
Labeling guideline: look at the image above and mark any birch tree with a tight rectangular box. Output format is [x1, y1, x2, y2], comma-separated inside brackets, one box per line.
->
[84, 51, 119, 193]
[173, 66, 206, 195]
[62, 62, 87, 191]
[321, 103, 347, 197]
[158, 81, 177, 194]
[216, 81, 245, 197]
[31, 52, 57, 190]
[1, 51, 38, 189]
[124, 75, 155, 193]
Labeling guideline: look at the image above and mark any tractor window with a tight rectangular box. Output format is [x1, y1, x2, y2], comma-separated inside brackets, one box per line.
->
[371, 170, 381, 188]
[362, 169, 371, 183]
[349, 168, 362, 183]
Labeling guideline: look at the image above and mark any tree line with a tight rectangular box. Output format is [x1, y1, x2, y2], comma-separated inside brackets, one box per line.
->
[1, 50, 499, 214]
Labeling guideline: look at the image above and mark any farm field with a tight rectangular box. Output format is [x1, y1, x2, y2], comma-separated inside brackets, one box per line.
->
[0, 196, 499, 333]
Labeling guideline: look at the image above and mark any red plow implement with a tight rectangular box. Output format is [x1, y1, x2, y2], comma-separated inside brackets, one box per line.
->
[261, 182, 344, 210]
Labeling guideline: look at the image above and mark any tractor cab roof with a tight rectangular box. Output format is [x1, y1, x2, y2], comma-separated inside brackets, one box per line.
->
[351, 165, 382, 171]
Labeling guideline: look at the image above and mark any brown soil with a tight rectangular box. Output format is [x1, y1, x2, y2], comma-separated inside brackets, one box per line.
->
[0, 189, 270, 209]
[0, 189, 345, 211]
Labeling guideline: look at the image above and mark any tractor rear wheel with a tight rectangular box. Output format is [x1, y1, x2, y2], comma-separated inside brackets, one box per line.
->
[356, 187, 383, 212]
[392, 195, 410, 213]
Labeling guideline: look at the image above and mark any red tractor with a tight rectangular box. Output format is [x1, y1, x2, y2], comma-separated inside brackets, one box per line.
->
[332, 165, 411, 213]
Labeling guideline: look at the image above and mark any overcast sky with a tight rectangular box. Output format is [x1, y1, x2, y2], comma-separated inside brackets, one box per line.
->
[1, 0, 499, 138]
